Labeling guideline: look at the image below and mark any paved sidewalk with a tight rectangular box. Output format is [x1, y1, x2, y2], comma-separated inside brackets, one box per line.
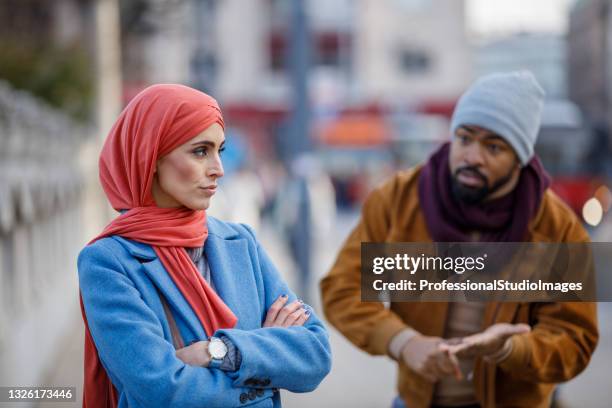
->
[261, 213, 397, 408]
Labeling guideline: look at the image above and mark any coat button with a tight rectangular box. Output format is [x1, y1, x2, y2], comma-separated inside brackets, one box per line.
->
[256, 388, 264, 397]
[239, 393, 248, 404]
[262, 379, 271, 386]
[248, 389, 257, 400]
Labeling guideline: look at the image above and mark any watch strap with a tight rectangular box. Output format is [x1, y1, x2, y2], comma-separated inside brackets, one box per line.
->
[209, 356, 223, 369]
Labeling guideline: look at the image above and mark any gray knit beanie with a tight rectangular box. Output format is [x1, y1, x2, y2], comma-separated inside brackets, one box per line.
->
[450, 71, 546, 165]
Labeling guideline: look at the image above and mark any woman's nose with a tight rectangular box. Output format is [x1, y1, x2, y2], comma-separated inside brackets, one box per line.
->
[206, 156, 224, 179]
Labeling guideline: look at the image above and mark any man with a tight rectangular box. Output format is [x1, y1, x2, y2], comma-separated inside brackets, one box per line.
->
[320, 71, 598, 408]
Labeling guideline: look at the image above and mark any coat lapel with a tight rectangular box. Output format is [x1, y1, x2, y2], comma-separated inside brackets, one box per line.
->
[111, 218, 257, 337]
[204, 233, 255, 329]
[111, 236, 205, 338]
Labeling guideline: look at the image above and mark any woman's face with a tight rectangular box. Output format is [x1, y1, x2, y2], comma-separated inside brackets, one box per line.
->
[152, 123, 225, 210]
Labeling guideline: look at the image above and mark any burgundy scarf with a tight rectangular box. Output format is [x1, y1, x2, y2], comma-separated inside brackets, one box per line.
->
[418, 142, 550, 242]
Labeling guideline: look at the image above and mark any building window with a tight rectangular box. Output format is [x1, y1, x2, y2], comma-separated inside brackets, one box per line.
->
[399, 49, 430, 73]
[269, 31, 286, 72]
[268, 31, 351, 72]
[315, 32, 349, 68]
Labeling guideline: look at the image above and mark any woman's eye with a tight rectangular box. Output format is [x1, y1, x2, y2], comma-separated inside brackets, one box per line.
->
[193, 147, 208, 157]
[219, 147, 225, 155]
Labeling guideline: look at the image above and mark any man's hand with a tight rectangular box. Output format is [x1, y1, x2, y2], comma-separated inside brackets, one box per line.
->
[443, 323, 530, 359]
[400, 335, 462, 383]
[176, 340, 211, 367]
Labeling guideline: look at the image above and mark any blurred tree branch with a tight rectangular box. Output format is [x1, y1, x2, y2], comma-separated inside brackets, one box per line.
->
[0, 0, 94, 122]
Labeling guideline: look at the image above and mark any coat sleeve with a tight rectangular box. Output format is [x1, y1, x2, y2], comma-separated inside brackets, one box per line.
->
[498, 215, 599, 382]
[214, 225, 332, 393]
[319, 180, 411, 357]
[499, 301, 598, 382]
[78, 242, 259, 408]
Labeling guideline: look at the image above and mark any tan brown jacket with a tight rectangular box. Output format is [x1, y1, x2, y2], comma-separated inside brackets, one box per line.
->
[320, 166, 599, 408]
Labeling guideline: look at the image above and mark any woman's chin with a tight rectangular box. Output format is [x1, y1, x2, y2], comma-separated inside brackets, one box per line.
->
[184, 199, 211, 211]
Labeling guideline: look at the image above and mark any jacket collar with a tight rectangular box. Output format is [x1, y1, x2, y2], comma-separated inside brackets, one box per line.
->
[206, 216, 242, 240]
[110, 216, 248, 338]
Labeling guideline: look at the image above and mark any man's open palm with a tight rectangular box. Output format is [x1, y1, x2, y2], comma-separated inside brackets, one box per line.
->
[443, 323, 531, 359]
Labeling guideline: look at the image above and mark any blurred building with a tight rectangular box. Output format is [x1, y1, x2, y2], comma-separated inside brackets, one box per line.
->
[208, 0, 472, 108]
[476, 33, 568, 99]
[211, 0, 354, 107]
[119, 0, 273, 104]
[568, 0, 612, 126]
[354, 0, 472, 105]
[120, 0, 196, 102]
[189, 0, 471, 167]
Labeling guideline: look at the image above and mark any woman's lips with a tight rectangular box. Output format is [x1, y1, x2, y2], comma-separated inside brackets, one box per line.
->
[199, 186, 217, 196]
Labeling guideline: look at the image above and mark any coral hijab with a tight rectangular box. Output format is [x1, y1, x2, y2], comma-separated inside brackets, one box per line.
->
[79, 84, 238, 407]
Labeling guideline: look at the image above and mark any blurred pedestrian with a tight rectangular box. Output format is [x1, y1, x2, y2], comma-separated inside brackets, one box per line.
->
[277, 155, 313, 301]
[276, 154, 336, 301]
[77, 84, 331, 407]
[321, 72, 598, 408]
[585, 120, 612, 177]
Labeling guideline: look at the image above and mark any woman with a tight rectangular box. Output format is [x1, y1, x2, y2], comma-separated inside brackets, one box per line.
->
[78, 84, 332, 408]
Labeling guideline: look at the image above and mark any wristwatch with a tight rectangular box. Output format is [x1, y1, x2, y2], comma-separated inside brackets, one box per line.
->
[207, 337, 228, 368]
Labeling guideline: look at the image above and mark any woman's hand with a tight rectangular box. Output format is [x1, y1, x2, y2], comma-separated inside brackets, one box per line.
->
[175, 341, 211, 367]
[176, 295, 310, 366]
[263, 295, 310, 328]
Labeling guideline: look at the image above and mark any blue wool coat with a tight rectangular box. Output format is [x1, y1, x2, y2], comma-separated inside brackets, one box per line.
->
[78, 217, 332, 408]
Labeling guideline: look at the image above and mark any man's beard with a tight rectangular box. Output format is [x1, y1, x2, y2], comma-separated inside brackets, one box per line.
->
[451, 165, 516, 205]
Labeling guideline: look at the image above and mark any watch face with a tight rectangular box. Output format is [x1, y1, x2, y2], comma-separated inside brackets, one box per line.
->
[209, 339, 228, 359]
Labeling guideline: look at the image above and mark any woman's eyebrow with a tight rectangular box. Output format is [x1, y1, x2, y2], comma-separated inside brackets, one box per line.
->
[191, 140, 225, 148]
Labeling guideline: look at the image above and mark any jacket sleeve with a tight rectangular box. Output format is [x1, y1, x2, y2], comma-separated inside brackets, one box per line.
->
[78, 242, 263, 408]
[320, 182, 411, 357]
[499, 215, 599, 382]
[499, 301, 598, 382]
[214, 225, 332, 393]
